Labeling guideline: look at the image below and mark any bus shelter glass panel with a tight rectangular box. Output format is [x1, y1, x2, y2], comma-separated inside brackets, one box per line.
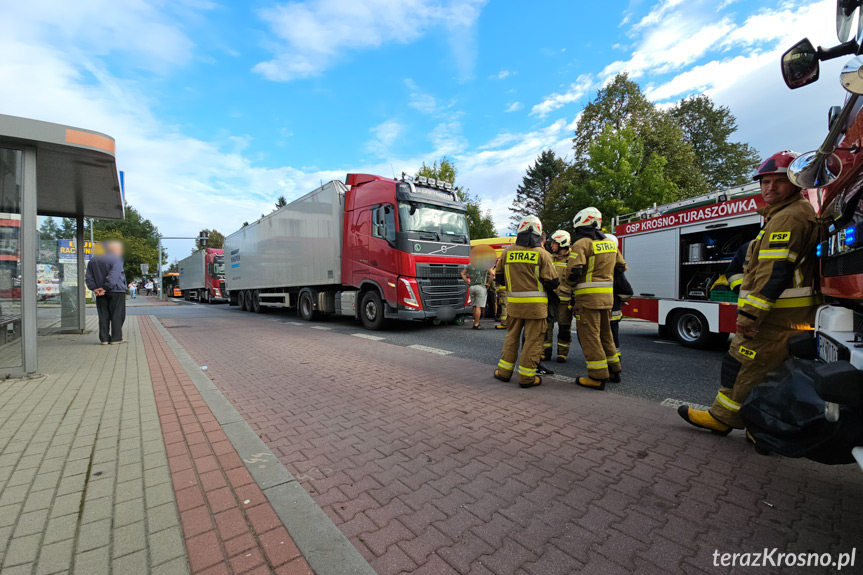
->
[0, 149, 23, 369]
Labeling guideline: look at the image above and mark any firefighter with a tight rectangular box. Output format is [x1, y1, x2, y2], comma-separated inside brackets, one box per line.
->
[545, 230, 575, 362]
[566, 208, 626, 390]
[495, 257, 508, 329]
[679, 151, 821, 434]
[604, 233, 625, 350]
[494, 216, 558, 388]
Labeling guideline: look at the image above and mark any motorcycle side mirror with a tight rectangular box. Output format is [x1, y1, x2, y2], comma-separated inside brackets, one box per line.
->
[782, 38, 820, 89]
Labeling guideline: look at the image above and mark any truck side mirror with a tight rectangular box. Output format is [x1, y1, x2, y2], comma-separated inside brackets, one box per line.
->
[782, 38, 820, 89]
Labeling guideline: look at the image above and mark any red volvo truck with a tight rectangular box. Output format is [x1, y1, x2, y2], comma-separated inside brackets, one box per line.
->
[177, 248, 227, 303]
[224, 174, 471, 329]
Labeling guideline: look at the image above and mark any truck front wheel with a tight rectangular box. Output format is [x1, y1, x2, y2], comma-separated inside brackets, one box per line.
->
[672, 310, 711, 349]
[360, 291, 385, 331]
[298, 291, 318, 321]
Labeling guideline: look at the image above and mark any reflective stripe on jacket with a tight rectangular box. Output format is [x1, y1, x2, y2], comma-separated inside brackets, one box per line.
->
[737, 195, 821, 329]
[495, 245, 556, 319]
[564, 236, 626, 309]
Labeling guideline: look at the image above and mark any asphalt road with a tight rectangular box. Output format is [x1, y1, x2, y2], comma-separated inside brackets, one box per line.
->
[118, 300, 728, 410]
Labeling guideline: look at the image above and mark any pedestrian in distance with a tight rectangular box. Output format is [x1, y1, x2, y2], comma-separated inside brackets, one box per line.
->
[462, 245, 496, 329]
[565, 207, 627, 391]
[145, 279, 154, 296]
[679, 151, 822, 436]
[85, 240, 128, 345]
[128, 281, 137, 299]
[493, 216, 558, 388]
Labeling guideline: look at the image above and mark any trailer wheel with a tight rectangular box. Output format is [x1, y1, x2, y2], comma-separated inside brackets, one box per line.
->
[251, 290, 262, 313]
[243, 290, 254, 312]
[237, 290, 247, 311]
[360, 291, 385, 331]
[672, 310, 712, 349]
[298, 291, 317, 321]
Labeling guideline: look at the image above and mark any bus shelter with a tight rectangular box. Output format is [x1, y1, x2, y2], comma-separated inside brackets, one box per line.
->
[0, 114, 124, 376]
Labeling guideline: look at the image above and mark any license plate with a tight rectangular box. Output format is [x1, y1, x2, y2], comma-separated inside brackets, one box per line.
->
[817, 334, 847, 363]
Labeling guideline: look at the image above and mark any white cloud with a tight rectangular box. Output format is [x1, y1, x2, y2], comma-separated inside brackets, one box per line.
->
[492, 70, 511, 79]
[504, 102, 523, 113]
[365, 120, 403, 156]
[253, 0, 486, 82]
[404, 79, 439, 114]
[530, 74, 592, 117]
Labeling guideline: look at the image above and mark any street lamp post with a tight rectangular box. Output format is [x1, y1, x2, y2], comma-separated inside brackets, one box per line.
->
[158, 232, 210, 301]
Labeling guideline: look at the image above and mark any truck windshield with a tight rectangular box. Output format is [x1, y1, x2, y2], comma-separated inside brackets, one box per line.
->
[398, 202, 469, 243]
[212, 258, 225, 277]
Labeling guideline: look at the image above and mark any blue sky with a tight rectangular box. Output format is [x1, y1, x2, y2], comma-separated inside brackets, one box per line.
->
[0, 0, 850, 259]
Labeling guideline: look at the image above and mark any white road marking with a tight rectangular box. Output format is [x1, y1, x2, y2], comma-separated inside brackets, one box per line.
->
[351, 333, 386, 341]
[653, 340, 677, 345]
[311, 326, 332, 331]
[548, 374, 577, 384]
[661, 398, 711, 412]
[408, 344, 452, 356]
[286, 322, 303, 326]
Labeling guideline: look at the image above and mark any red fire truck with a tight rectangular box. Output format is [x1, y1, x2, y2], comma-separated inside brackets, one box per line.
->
[615, 183, 817, 348]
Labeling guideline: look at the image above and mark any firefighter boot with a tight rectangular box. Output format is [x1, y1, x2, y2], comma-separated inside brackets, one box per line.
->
[677, 406, 732, 436]
[575, 377, 606, 391]
[556, 355, 567, 363]
[519, 376, 542, 389]
[608, 371, 621, 383]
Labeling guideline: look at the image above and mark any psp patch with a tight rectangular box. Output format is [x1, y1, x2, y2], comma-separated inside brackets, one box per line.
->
[592, 240, 617, 254]
[769, 232, 791, 243]
[506, 250, 539, 264]
[738, 345, 757, 359]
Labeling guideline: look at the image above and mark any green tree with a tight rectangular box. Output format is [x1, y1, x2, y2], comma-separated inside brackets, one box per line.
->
[196, 229, 225, 250]
[416, 158, 497, 240]
[39, 217, 61, 240]
[670, 94, 761, 189]
[573, 73, 706, 199]
[567, 125, 676, 225]
[275, 196, 287, 209]
[90, 203, 162, 280]
[510, 150, 568, 231]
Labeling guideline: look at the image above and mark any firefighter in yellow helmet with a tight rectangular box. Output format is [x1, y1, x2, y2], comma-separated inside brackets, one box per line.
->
[565, 207, 626, 390]
[544, 230, 575, 362]
[494, 216, 558, 388]
[679, 151, 821, 435]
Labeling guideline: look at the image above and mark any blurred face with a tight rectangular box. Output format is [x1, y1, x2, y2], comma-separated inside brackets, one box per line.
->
[106, 241, 124, 257]
[551, 241, 561, 253]
[760, 174, 799, 205]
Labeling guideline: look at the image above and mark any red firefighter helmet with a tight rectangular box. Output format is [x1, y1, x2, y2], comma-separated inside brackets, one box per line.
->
[752, 150, 800, 181]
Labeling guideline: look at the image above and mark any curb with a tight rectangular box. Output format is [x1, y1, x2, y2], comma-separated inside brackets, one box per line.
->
[151, 318, 376, 575]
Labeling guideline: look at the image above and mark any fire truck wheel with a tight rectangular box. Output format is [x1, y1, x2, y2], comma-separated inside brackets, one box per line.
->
[360, 290, 385, 331]
[298, 291, 318, 321]
[251, 290, 262, 313]
[672, 309, 711, 349]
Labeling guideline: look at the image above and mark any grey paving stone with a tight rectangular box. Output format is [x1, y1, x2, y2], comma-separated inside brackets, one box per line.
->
[81, 496, 112, 525]
[145, 483, 174, 509]
[114, 497, 145, 528]
[56, 474, 86, 497]
[113, 549, 148, 575]
[4, 532, 42, 566]
[115, 478, 144, 504]
[35, 538, 75, 575]
[73, 545, 110, 575]
[43, 513, 78, 544]
[0, 484, 29, 507]
[13, 508, 49, 537]
[76, 518, 110, 553]
[31, 470, 63, 492]
[150, 526, 186, 567]
[112, 520, 146, 559]
[49, 492, 81, 518]
[0, 503, 22, 527]
[152, 556, 190, 575]
[143, 466, 170, 489]
[146, 502, 180, 535]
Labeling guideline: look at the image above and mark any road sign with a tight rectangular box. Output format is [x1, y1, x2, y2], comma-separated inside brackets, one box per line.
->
[140, 263, 149, 275]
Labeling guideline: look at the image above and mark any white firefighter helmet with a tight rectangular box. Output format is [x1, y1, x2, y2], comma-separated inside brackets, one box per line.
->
[516, 215, 543, 236]
[573, 207, 602, 230]
[551, 230, 571, 248]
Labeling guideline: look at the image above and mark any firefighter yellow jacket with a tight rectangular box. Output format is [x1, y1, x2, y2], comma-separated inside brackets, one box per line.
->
[737, 194, 821, 330]
[495, 245, 556, 319]
[565, 235, 626, 309]
[552, 251, 571, 297]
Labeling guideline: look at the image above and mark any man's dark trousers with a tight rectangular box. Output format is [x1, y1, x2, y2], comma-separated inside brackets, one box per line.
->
[96, 292, 126, 343]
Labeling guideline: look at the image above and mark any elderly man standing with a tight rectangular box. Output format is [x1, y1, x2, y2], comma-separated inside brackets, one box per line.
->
[85, 240, 128, 345]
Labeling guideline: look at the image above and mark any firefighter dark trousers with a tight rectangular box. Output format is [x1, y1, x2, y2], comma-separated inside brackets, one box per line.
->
[710, 323, 798, 429]
[498, 317, 546, 384]
[545, 301, 574, 358]
[574, 306, 620, 381]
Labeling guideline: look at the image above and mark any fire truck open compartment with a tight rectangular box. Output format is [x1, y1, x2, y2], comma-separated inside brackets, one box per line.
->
[616, 183, 764, 348]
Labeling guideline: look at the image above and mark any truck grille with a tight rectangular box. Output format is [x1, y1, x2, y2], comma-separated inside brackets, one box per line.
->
[822, 249, 863, 277]
[417, 277, 465, 309]
[416, 263, 462, 278]
[219, 280, 226, 292]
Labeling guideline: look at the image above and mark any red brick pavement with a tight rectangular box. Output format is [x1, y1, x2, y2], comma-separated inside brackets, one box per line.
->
[163, 313, 863, 575]
[140, 316, 314, 575]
